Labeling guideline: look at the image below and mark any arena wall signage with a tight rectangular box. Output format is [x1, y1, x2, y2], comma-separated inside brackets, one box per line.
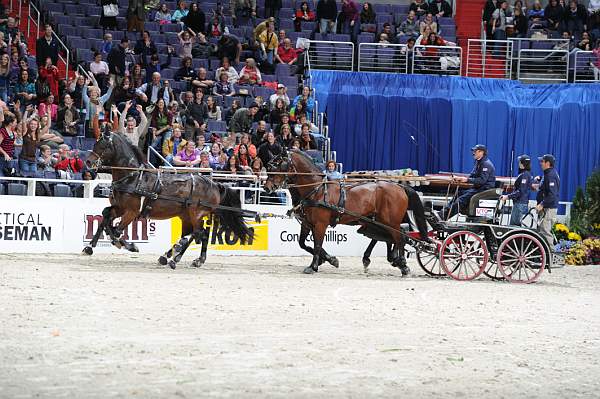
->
[1, 197, 387, 257]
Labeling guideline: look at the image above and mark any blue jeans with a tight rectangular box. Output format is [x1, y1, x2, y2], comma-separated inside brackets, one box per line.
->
[319, 18, 336, 34]
[509, 202, 529, 226]
[0, 87, 7, 102]
[19, 159, 37, 173]
[342, 19, 360, 42]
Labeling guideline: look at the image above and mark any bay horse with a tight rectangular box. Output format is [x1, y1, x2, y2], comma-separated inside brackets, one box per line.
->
[264, 149, 429, 274]
[84, 129, 254, 269]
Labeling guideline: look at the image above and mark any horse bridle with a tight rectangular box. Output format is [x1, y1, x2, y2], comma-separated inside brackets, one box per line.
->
[87, 132, 114, 170]
[267, 152, 297, 190]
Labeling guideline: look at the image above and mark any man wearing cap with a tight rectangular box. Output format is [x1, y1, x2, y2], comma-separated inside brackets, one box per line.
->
[229, 102, 259, 136]
[269, 84, 290, 107]
[442, 144, 496, 219]
[534, 154, 560, 245]
[501, 154, 532, 226]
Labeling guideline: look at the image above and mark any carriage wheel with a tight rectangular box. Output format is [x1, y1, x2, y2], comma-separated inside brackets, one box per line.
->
[483, 262, 505, 281]
[416, 232, 445, 277]
[497, 234, 546, 284]
[416, 250, 445, 277]
[440, 231, 489, 281]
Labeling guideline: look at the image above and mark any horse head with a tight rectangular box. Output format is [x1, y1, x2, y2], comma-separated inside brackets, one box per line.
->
[86, 126, 115, 170]
[86, 126, 146, 171]
[263, 149, 292, 194]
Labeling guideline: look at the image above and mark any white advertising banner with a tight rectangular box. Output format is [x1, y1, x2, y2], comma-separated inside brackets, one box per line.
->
[0, 196, 387, 257]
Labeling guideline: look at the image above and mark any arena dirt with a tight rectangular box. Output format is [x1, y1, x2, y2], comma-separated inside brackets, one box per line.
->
[1, 253, 599, 398]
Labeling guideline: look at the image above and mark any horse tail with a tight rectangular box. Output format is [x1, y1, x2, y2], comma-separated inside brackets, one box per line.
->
[404, 185, 429, 240]
[215, 184, 255, 244]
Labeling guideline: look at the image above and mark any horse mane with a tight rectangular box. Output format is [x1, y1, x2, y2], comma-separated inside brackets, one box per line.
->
[112, 132, 147, 166]
[289, 149, 321, 172]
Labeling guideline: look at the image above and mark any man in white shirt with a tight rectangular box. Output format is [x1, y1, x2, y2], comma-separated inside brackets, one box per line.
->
[269, 84, 290, 107]
[115, 101, 150, 149]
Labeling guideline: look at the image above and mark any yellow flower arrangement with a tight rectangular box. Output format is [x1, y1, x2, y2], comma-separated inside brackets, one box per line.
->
[554, 223, 569, 233]
[568, 232, 582, 241]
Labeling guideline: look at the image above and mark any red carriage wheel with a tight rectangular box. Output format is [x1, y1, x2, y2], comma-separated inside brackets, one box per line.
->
[440, 231, 489, 281]
[496, 234, 546, 284]
[416, 232, 445, 277]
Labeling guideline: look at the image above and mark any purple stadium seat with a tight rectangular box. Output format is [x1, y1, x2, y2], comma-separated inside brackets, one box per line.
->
[45, 3, 64, 14]
[65, 4, 85, 15]
[275, 63, 292, 78]
[254, 86, 275, 99]
[358, 32, 375, 43]
[208, 120, 228, 132]
[279, 8, 294, 19]
[376, 14, 393, 24]
[210, 59, 221, 71]
[373, 4, 391, 14]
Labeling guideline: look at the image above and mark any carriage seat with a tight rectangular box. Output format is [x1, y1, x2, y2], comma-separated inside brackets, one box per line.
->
[467, 188, 502, 219]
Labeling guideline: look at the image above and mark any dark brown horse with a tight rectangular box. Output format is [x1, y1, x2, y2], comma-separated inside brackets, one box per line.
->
[264, 149, 429, 274]
[85, 130, 253, 269]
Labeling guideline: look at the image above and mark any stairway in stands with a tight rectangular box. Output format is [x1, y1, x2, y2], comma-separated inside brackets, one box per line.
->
[11, 0, 72, 80]
[455, 0, 502, 77]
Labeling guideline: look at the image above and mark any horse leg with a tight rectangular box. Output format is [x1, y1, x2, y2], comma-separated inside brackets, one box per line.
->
[101, 206, 127, 249]
[386, 242, 394, 263]
[191, 221, 210, 268]
[114, 209, 141, 253]
[362, 239, 378, 272]
[82, 206, 114, 255]
[304, 222, 327, 274]
[391, 236, 410, 276]
[298, 222, 338, 268]
[165, 220, 194, 270]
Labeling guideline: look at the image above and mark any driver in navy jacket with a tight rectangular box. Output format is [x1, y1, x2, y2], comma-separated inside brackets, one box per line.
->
[534, 154, 560, 245]
[442, 144, 496, 219]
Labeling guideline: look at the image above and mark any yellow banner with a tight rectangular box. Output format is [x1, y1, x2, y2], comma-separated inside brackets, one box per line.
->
[170, 216, 268, 251]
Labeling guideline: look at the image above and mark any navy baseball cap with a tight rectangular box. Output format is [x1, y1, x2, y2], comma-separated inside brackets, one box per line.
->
[471, 144, 487, 152]
[538, 154, 556, 165]
[518, 154, 531, 163]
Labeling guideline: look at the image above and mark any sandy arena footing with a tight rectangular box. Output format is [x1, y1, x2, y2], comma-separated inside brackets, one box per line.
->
[0, 253, 599, 398]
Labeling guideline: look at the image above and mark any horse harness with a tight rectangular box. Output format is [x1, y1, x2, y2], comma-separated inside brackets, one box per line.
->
[280, 155, 420, 240]
[110, 169, 257, 219]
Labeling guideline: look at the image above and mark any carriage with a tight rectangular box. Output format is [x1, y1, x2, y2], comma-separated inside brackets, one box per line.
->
[408, 182, 559, 284]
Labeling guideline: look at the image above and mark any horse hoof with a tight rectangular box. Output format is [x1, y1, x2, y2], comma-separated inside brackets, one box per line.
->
[168, 260, 177, 270]
[126, 244, 139, 253]
[111, 240, 123, 249]
[362, 257, 371, 269]
[158, 256, 168, 266]
[330, 257, 339, 268]
[303, 266, 317, 274]
[82, 246, 93, 256]
[400, 266, 410, 276]
[191, 259, 203, 268]
[363, 267, 369, 274]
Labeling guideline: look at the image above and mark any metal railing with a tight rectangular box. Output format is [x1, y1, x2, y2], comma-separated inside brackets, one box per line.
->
[466, 39, 513, 79]
[306, 40, 354, 72]
[517, 48, 569, 83]
[52, 31, 71, 79]
[358, 43, 409, 74]
[573, 50, 598, 83]
[412, 45, 462, 76]
[507, 37, 570, 60]
[27, 0, 41, 40]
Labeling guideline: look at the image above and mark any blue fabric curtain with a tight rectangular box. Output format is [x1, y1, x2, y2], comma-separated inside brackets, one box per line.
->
[311, 70, 600, 201]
